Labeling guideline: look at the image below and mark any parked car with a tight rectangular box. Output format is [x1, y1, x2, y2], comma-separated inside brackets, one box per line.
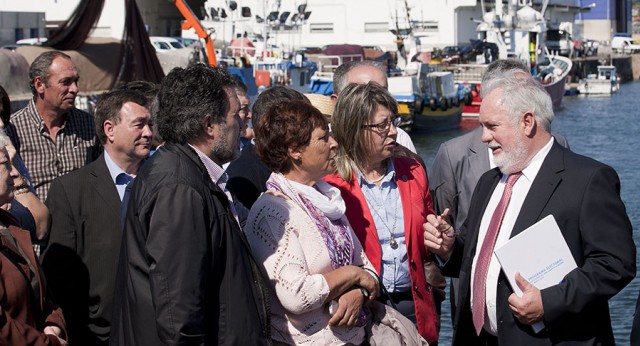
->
[150, 36, 186, 52]
[15, 37, 48, 45]
[611, 36, 640, 54]
[173, 37, 198, 46]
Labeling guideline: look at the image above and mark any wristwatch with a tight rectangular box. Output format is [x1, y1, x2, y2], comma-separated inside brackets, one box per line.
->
[14, 176, 30, 195]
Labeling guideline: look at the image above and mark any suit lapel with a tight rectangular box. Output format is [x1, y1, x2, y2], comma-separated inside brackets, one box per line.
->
[463, 169, 501, 259]
[467, 130, 491, 184]
[90, 155, 123, 217]
[511, 142, 565, 237]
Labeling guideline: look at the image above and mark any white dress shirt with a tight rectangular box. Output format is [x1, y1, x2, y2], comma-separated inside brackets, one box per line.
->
[396, 127, 417, 154]
[471, 137, 554, 334]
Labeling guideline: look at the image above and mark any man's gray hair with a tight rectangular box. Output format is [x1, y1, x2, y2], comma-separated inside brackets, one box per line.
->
[481, 69, 554, 132]
[333, 60, 386, 95]
[156, 64, 235, 144]
[481, 58, 530, 85]
[29, 51, 73, 97]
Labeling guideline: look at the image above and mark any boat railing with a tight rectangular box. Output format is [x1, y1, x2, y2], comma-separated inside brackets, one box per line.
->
[447, 64, 487, 83]
[307, 54, 364, 78]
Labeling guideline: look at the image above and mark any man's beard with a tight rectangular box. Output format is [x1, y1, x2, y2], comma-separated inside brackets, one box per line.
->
[212, 122, 240, 164]
[493, 135, 528, 175]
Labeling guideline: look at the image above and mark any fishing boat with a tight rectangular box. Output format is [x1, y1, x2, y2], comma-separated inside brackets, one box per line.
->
[536, 54, 573, 107]
[577, 65, 620, 95]
[448, 0, 573, 118]
[389, 63, 470, 132]
[412, 71, 463, 132]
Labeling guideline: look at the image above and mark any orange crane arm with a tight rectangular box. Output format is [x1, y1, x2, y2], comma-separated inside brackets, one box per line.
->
[174, 0, 218, 66]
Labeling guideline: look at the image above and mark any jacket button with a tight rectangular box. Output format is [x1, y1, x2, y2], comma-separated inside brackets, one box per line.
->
[410, 259, 416, 268]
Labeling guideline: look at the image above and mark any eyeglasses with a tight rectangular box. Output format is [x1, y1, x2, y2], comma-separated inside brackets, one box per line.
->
[362, 117, 402, 132]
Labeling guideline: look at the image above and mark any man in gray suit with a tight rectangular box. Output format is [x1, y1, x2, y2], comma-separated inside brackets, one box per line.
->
[429, 59, 568, 321]
[42, 89, 153, 345]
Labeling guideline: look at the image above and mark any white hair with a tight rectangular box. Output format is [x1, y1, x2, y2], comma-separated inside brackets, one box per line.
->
[481, 69, 554, 132]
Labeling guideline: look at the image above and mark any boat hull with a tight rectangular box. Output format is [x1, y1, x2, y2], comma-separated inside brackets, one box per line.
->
[577, 79, 620, 95]
[543, 74, 568, 108]
[412, 104, 462, 132]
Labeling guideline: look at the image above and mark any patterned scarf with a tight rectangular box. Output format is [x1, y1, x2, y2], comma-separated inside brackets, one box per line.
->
[266, 173, 355, 269]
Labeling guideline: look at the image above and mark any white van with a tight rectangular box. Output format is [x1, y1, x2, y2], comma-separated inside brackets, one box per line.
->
[611, 36, 640, 54]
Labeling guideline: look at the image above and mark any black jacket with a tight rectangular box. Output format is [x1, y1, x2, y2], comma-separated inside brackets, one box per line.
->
[225, 142, 272, 209]
[110, 143, 271, 345]
[444, 142, 635, 345]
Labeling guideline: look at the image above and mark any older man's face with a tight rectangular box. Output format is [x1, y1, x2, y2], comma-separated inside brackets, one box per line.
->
[37, 57, 80, 113]
[479, 88, 529, 175]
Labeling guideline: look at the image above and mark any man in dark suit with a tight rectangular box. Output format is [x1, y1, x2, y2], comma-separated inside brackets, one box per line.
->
[226, 86, 309, 209]
[42, 89, 153, 345]
[424, 69, 635, 345]
[430, 59, 569, 323]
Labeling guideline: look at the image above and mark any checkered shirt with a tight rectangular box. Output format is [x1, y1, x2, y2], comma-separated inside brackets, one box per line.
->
[6, 99, 100, 201]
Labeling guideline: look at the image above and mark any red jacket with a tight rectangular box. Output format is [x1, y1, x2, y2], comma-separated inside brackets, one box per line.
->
[324, 156, 439, 344]
[0, 210, 67, 346]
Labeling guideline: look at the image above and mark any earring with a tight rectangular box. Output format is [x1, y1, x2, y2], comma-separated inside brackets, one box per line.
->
[296, 156, 302, 164]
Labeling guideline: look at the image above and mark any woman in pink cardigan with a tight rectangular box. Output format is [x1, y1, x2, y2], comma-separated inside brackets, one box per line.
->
[324, 82, 440, 344]
[245, 100, 382, 345]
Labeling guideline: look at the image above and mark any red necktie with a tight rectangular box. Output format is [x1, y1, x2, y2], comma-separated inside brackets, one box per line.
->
[472, 172, 523, 335]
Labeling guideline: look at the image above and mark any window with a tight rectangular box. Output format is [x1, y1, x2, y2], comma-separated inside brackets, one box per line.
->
[30, 28, 39, 38]
[365, 22, 389, 33]
[413, 21, 438, 32]
[15, 28, 24, 42]
[310, 23, 333, 33]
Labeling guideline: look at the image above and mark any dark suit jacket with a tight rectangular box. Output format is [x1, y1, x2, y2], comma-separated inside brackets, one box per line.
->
[42, 154, 122, 345]
[225, 142, 272, 209]
[443, 141, 635, 345]
[109, 143, 271, 345]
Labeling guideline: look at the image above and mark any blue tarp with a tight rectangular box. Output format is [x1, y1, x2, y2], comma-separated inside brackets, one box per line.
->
[308, 79, 333, 95]
[228, 67, 258, 96]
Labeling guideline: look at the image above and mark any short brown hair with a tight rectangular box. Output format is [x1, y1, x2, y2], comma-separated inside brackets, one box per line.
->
[29, 51, 73, 97]
[254, 100, 328, 174]
[94, 89, 149, 145]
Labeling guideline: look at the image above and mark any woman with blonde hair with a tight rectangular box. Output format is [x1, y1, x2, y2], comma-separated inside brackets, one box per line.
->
[324, 82, 441, 344]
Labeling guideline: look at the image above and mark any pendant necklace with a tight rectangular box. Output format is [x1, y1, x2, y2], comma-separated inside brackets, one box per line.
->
[369, 198, 399, 249]
[360, 167, 400, 249]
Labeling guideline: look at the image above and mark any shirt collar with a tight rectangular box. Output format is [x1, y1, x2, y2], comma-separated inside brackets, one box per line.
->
[26, 99, 70, 134]
[358, 160, 396, 187]
[104, 151, 128, 185]
[519, 137, 555, 183]
[188, 144, 228, 186]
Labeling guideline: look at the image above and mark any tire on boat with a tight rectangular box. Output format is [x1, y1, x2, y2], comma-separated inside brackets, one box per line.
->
[439, 96, 449, 111]
[464, 92, 473, 105]
[453, 96, 460, 107]
[429, 98, 437, 111]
